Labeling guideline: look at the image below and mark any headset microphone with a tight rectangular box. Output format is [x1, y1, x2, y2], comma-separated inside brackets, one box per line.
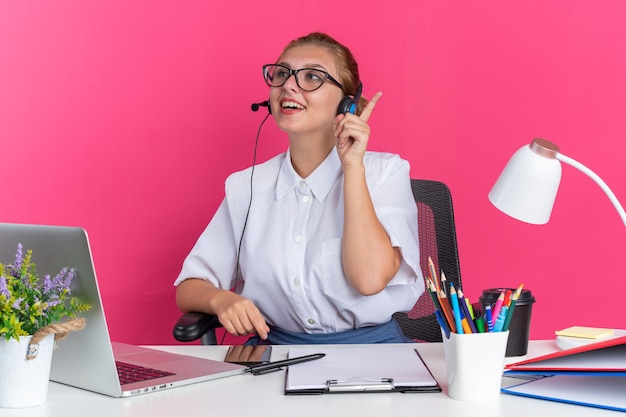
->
[251, 100, 270, 113]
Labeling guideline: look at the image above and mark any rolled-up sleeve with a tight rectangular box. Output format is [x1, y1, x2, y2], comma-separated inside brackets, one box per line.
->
[367, 154, 422, 286]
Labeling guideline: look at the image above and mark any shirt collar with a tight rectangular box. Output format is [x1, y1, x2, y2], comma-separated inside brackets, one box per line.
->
[276, 147, 342, 202]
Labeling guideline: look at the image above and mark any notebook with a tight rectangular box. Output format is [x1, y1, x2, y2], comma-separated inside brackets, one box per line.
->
[0, 223, 246, 397]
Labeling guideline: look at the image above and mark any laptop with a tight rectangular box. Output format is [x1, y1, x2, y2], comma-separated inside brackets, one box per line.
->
[0, 223, 246, 397]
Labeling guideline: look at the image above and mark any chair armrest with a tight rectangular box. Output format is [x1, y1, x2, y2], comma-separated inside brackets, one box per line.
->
[173, 312, 222, 344]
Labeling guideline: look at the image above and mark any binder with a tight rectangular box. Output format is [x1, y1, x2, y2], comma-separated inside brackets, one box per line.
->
[505, 334, 626, 372]
[501, 333, 626, 411]
[501, 374, 626, 412]
[284, 346, 441, 394]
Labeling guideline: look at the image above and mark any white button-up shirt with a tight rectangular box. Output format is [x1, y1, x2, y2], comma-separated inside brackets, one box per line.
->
[175, 147, 423, 333]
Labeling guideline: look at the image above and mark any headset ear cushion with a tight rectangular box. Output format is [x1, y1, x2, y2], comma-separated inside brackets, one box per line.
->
[337, 96, 357, 115]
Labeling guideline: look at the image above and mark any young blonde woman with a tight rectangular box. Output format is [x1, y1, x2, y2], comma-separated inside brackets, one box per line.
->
[175, 32, 423, 344]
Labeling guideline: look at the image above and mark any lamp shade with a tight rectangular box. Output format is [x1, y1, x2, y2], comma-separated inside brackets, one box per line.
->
[488, 139, 562, 225]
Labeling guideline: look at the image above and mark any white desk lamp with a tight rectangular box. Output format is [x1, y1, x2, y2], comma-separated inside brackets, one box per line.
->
[489, 137, 626, 227]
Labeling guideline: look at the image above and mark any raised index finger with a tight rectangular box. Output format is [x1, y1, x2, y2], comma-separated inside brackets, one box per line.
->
[359, 91, 383, 122]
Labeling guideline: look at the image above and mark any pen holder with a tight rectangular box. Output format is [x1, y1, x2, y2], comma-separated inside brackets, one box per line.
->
[442, 330, 509, 401]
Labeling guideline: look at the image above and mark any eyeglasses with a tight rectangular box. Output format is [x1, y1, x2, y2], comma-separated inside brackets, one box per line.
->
[262, 64, 343, 92]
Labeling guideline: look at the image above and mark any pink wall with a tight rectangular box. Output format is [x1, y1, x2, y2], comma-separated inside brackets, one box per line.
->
[1, 1, 624, 345]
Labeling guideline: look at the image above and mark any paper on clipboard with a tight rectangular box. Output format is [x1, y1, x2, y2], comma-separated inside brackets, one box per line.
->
[284, 346, 440, 394]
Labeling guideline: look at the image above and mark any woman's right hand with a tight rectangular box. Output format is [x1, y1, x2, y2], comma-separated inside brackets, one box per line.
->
[214, 291, 270, 340]
[175, 278, 269, 340]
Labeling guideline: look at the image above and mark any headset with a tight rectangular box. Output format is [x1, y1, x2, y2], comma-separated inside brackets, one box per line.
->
[251, 81, 363, 116]
[336, 82, 363, 115]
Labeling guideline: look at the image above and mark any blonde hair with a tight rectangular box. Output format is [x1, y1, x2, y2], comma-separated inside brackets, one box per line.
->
[279, 32, 367, 115]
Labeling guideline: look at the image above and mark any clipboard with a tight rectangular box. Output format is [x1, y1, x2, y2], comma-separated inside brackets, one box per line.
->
[284, 346, 441, 394]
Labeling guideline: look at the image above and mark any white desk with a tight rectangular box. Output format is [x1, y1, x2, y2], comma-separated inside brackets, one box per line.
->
[0, 341, 619, 417]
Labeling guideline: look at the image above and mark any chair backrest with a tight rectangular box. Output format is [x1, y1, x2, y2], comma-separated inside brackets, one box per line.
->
[393, 179, 463, 342]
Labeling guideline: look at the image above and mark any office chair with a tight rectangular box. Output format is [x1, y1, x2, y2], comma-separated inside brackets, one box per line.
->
[392, 179, 462, 342]
[173, 179, 462, 344]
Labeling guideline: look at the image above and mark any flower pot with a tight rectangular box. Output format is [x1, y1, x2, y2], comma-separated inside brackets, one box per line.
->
[0, 333, 55, 408]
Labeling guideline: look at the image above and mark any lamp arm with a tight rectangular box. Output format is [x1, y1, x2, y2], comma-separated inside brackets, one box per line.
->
[556, 152, 626, 227]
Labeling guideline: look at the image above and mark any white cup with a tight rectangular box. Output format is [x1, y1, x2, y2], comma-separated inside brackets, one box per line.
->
[442, 330, 509, 401]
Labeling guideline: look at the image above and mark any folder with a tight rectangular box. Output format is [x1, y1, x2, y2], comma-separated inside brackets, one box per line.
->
[284, 346, 441, 394]
[501, 332, 626, 411]
[501, 374, 626, 412]
[505, 334, 626, 372]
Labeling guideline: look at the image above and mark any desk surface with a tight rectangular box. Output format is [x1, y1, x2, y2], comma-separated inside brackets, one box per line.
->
[1, 341, 620, 417]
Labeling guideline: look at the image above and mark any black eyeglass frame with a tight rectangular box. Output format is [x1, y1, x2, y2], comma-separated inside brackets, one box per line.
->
[262, 64, 344, 92]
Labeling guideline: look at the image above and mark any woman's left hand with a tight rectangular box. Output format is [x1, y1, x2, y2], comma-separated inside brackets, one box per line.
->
[334, 91, 383, 168]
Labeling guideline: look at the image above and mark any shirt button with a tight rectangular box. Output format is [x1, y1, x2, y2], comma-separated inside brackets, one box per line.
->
[302, 196, 309, 203]
[307, 318, 316, 325]
[295, 235, 302, 243]
[299, 181, 307, 188]
[293, 278, 300, 286]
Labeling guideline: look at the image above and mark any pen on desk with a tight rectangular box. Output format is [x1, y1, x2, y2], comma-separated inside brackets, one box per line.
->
[246, 353, 325, 375]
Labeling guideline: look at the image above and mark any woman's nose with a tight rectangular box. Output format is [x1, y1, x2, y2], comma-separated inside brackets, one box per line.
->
[282, 72, 300, 91]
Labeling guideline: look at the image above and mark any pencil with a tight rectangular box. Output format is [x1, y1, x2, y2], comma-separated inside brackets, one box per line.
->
[490, 291, 506, 323]
[428, 256, 439, 294]
[503, 289, 513, 307]
[435, 310, 451, 338]
[465, 297, 475, 320]
[440, 270, 449, 298]
[449, 283, 464, 334]
[425, 279, 444, 319]
[426, 278, 454, 333]
[457, 288, 477, 333]
[437, 288, 457, 333]
[503, 283, 524, 331]
[493, 305, 509, 332]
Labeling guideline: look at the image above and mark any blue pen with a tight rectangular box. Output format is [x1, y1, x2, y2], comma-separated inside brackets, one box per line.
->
[435, 310, 451, 338]
[485, 304, 494, 332]
[449, 284, 464, 334]
[493, 305, 509, 332]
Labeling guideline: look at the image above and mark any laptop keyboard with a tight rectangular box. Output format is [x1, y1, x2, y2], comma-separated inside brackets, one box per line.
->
[116, 361, 176, 385]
